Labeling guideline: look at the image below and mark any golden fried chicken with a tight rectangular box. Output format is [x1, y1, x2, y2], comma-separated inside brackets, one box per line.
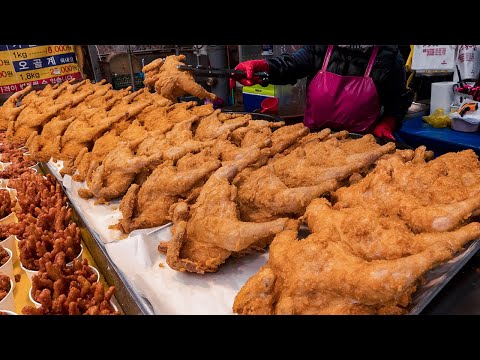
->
[136, 104, 173, 133]
[143, 55, 216, 101]
[0, 85, 32, 131]
[8, 99, 72, 143]
[237, 136, 395, 222]
[159, 140, 291, 274]
[26, 116, 76, 162]
[59, 112, 128, 173]
[333, 149, 480, 232]
[194, 110, 249, 141]
[78, 142, 163, 203]
[117, 149, 221, 233]
[306, 198, 480, 260]
[72, 131, 122, 182]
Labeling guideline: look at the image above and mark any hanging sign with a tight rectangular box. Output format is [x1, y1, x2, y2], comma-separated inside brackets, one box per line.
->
[0, 45, 82, 94]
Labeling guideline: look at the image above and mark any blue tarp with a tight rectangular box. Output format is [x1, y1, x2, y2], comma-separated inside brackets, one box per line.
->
[396, 116, 480, 156]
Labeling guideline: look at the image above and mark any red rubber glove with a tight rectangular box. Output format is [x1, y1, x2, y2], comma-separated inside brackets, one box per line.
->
[373, 116, 396, 140]
[229, 60, 269, 88]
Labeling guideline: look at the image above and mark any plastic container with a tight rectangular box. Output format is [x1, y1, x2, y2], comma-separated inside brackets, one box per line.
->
[0, 310, 17, 315]
[66, 243, 84, 267]
[20, 261, 38, 282]
[29, 265, 102, 310]
[0, 235, 18, 264]
[260, 97, 279, 114]
[0, 247, 14, 283]
[0, 278, 15, 312]
[451, 117, 480, 132]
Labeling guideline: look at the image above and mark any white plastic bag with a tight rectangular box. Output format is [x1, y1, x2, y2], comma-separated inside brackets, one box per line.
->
[411, 45, 456, 71]
[453, 45, 480, 82]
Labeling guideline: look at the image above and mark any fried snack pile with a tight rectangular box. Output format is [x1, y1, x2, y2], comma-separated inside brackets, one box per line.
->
[7, 173, 80, 271]
[0, 245, 10, 266]
[9, 173, 66, 216]
[234, 149, 480, 314]
[22, 254, 118, 315]
[0, 274, 10, 301]
[0, 162, 36, 179]
[0, 189, 12, 218]
[0, 130, 119, 316]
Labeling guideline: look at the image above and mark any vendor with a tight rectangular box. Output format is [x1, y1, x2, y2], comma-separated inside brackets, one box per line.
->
[231, 45, 414, 140]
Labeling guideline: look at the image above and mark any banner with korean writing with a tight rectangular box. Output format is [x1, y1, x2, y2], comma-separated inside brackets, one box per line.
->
[0, 45, 82, 95]
[411, 45, 456, 72]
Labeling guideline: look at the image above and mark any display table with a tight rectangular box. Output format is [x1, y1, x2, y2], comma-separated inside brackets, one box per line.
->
[396, 116, 480, 156]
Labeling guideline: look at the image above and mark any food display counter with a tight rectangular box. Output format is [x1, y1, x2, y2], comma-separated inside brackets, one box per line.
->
[2, 53, 480, 315]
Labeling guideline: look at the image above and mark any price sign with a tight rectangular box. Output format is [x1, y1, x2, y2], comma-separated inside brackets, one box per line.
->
[0, 45, 82, 94]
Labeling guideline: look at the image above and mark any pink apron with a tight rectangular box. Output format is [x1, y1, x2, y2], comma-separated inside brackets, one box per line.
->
[303, 45, 381, 133]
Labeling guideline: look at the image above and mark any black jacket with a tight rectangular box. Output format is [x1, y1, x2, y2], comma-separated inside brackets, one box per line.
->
[266, 45, 413, 128]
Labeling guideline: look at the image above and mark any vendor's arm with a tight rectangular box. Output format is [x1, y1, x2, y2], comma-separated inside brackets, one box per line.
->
[266, 45, 318, 85]
[232, 45, 318, 87]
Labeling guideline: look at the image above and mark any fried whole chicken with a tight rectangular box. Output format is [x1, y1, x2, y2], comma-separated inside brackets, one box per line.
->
[236, 135, 395, 222]
[117, 149, 221, 233]
[142, 55, 216, 101]
[78, 141, 163, 203]
[0, 189, 13, 219]
[333, 149, 480, 232]
[159, 140, 293, 274]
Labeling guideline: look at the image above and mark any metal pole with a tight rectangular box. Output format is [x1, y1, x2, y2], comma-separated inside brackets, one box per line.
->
[127, 45, 136, 91]
[87, 45, 103, 83]
[207, 45, 229, 102]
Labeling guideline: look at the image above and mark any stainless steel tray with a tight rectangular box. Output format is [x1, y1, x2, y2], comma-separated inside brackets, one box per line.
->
[39, 162, 155, 315]
[408, 239, 480, 314]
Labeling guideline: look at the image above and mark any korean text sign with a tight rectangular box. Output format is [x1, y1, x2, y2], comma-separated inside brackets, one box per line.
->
[0, 45, 82, 94]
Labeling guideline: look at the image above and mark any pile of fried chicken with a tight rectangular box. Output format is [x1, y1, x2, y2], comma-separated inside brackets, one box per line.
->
[2, 54, 480, 315]
[234, 148, 480, 314]
[23, 255, 118, 315]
